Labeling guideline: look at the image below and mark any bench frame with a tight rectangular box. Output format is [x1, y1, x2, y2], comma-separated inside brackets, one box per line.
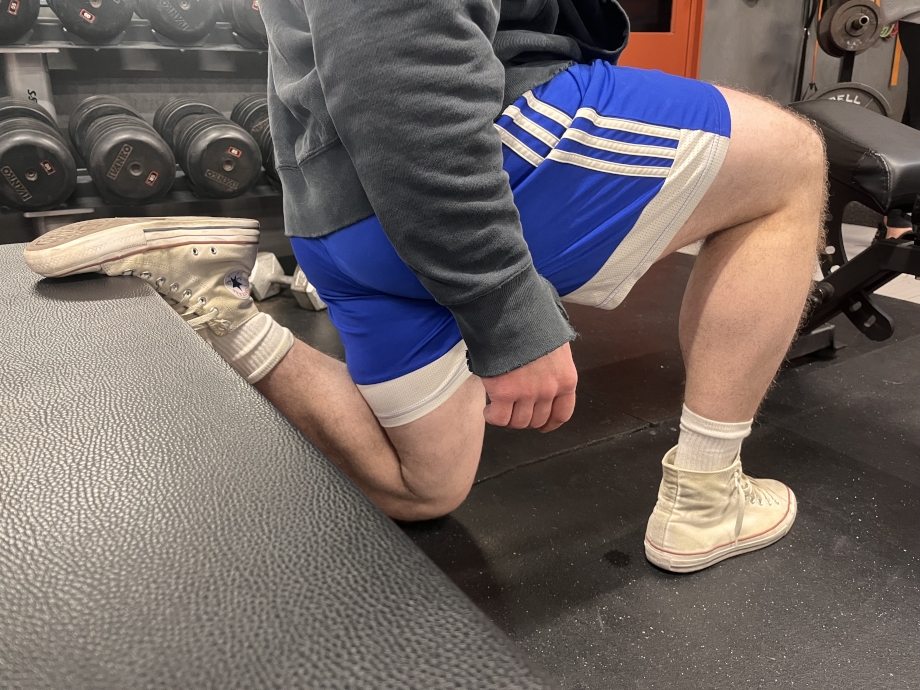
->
[798, 180, 920, 349]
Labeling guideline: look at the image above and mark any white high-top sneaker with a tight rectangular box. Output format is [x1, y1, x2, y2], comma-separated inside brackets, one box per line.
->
[24, 217, 261, 336]
[645, 447, 797, 573]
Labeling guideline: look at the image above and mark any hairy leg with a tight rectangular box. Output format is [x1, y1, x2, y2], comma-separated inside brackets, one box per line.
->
[255, 340, 485, 521]
[658, 88, 827, 421]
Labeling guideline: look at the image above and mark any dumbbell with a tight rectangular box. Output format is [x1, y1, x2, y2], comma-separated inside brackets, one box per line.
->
[69, 95, 176, 205]
[230, 95, 278, 182]
[49, 0, 135, 44]
[154, 98, 262, 199]
[0, 0, 39, 44]
[0, 98, 77, 212]
[139, 0, 217, 44]
[218, 0, 266, 47]
[249, 252, 327, 310]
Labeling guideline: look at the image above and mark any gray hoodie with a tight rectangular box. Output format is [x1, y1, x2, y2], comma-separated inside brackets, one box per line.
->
[881, 0, 920, 24]
[261, 0, 629, 378]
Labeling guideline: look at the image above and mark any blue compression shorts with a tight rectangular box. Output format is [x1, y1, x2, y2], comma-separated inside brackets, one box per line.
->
[291, 61, 732, 427]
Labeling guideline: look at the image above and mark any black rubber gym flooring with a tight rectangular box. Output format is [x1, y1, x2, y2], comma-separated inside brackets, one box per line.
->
[263, 246, 920, 689]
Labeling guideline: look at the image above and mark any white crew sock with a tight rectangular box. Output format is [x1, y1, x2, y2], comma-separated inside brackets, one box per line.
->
[207, 312, 294, 384]
[673, 404, 753, 472]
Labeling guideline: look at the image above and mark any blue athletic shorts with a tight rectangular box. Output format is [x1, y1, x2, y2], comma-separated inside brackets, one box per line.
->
[291, 61, 731, 427]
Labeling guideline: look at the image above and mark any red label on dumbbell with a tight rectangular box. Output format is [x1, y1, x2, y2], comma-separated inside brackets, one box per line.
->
[251, 0, 259, 10]
[79, 8, 95, 22]
[8, 0, 20, 16]
[145, 171, 159, 186]
[228, 146, 242, 158]
[40, 160, 56, 175]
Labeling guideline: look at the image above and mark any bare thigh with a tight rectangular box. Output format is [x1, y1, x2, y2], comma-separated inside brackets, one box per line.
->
[658, 87, 823, 259]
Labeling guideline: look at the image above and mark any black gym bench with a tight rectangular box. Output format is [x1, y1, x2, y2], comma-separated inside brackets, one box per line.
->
[0, 244, 553, 689]
[789, 99, 920, 356]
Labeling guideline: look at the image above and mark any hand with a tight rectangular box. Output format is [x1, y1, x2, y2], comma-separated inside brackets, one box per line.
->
[480, 343, 577, 433]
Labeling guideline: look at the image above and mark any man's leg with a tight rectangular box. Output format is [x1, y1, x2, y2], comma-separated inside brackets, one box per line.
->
[658, 87, 826, 422]
[255, 340, 486, 522]
[642, 88, 825, 571]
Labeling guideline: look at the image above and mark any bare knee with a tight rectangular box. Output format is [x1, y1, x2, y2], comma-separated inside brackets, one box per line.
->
[379, 481, 473, 522]
[786, 110, 827, 189]
[374, 375, 485, 522]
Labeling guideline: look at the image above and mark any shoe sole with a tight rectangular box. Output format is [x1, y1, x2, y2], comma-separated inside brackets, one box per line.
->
[23, 216, 260, 278]
[644, 489, 798, 574]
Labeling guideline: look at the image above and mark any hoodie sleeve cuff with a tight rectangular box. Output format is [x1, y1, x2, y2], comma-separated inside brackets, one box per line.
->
[447, 266, 577, 378]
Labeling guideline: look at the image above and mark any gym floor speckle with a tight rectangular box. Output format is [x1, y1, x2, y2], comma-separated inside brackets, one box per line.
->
[263, 239, 920, 690]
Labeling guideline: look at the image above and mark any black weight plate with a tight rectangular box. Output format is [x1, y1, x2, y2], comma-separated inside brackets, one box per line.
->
[255, 125, 277, 181]
[83, 114, 176, 204]
[225, 0, 265, 46]
[176, 116, 261, 198]
[0, 118, 77, 211]
[68, 95, 141, 156]
[0, 96, 58, 129]
[817, 8, 846, 58]
[51, 0, 134, 43]
[0, 0, 39, 44]
[810, 82, 892, 117]
[153, 98, 221, 150]
[230, 94, 267, 133]
[142, 0, 216, 43]
[818, 0, 881, 56]
[172, 112, 224, 157]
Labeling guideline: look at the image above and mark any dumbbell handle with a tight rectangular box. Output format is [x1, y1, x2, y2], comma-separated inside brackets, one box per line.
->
[264, 272, 294, 288]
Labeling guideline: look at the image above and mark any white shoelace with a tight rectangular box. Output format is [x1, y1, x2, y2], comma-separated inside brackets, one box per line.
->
[731, 469, 783, 545]
[126, 270, 230, 333]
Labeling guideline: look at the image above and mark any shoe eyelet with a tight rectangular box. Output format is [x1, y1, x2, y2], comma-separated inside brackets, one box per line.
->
[121, 270, 133, 276]
[140, 271, 151, 279]
[192, 248, 199, 256]
[183, 289, 192, 298]
[170, 283, 179, 292]
[198, 296, 207, 306]
[209, 247, 217, 255]
[155, 277, 166, 287]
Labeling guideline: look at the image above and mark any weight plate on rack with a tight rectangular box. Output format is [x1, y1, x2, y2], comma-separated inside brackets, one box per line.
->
[153, 98, 222, 150]
[69, 95, 141, 155]
[254, 124, 277, 182]
[230, 94, 268, 135]
[174, 114, 261, 198]
[0, 118, 77, 211]
[221, 0, 266, 47]
[818, 0, 881, 57]
[809, 82, 891, 117]
[83, 114, 176, 204]
[51, 0, 135, 44]
[141, 0, 217, 44]
[0, 0, 39, 44]
[0, 96, 59, 129]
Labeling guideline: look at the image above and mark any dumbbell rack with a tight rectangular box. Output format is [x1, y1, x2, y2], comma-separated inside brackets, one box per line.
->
[5, 15, 266, 52]
[1, 11, 281, 244]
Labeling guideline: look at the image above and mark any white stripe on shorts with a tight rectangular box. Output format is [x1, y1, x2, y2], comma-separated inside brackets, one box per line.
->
[495, 123, 545, 167]
[522, 90, 574, 127]
[561, 128, 730, 310]
[499, 98, 679, 176]
[503, 105, 561, 148]
[560, 128, 678, 160]
[572, 108, 682, 140]
[545, 149, 670, 178]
